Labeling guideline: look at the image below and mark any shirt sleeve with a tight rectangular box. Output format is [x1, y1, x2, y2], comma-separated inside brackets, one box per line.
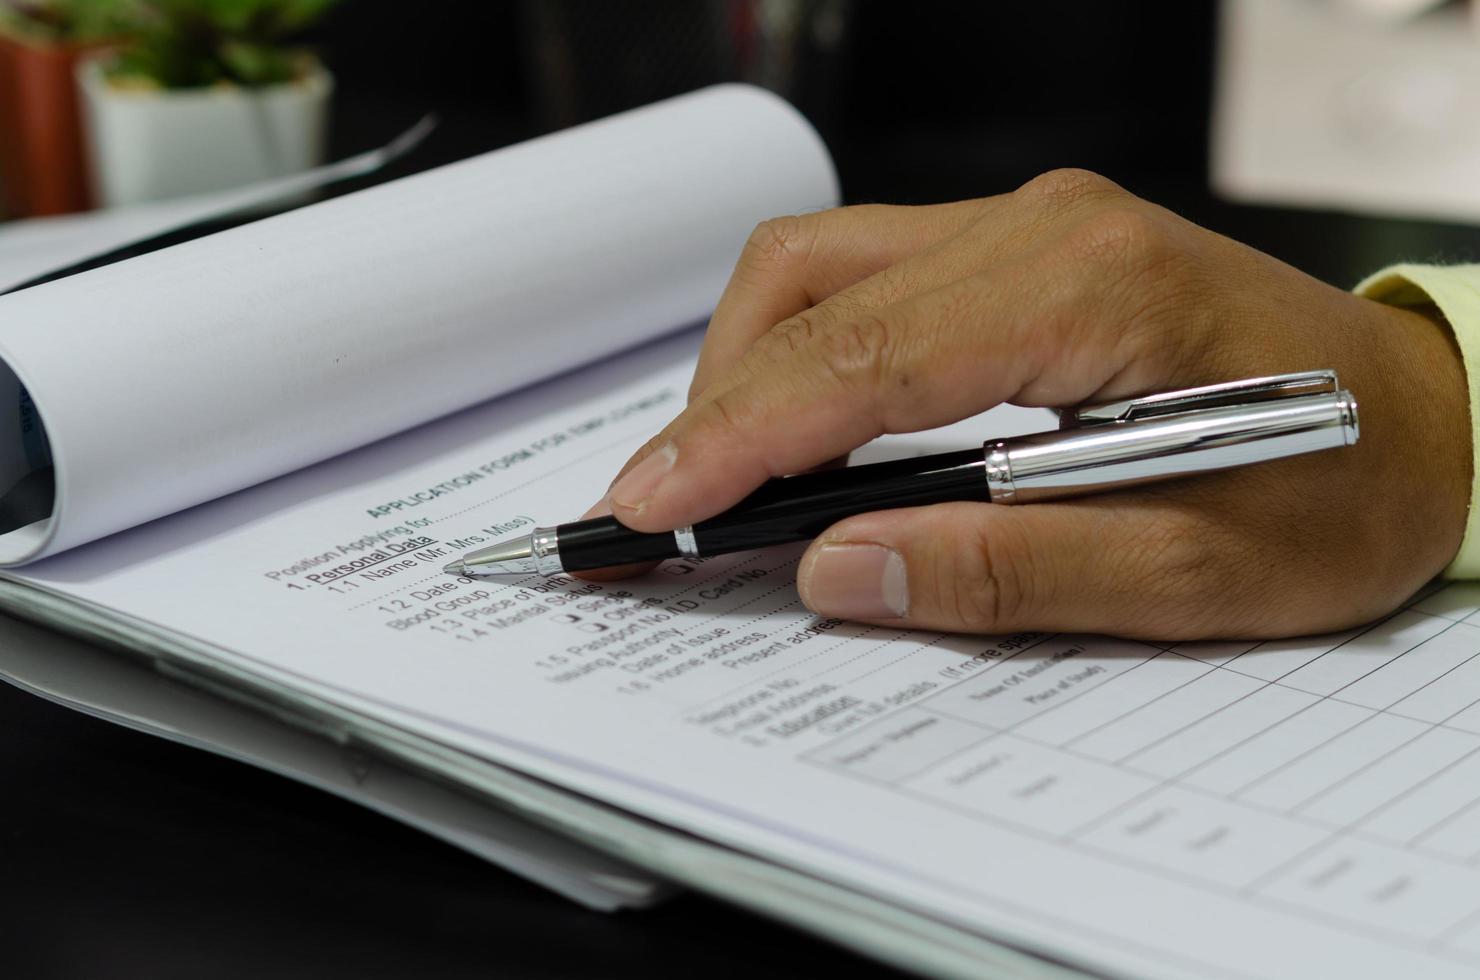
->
[1356, 263, 1480, 578]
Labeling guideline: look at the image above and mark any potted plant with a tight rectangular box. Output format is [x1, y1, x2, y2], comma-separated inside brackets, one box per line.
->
[0, 1, 120, 216]
[76, 0, 341, 207]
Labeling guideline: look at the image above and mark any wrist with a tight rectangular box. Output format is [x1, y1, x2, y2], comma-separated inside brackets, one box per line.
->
[1356, 265, 1480, 579]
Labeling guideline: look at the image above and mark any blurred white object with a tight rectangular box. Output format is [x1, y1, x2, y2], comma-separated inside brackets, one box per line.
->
[1332, 0, 1448, 23]
[1214, 0, 1480, 222]
[77, 59, 332, 208]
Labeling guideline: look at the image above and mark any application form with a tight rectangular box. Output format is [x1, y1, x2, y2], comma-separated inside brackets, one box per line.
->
[14, 329, 1480, 980]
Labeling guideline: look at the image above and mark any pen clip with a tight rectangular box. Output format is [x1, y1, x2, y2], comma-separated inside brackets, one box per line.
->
[1068, 370, 1339, 426]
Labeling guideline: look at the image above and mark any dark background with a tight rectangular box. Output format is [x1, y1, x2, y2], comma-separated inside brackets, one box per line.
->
[312, 0, 1477, 282]
[6, 2, 1480, 978]
[317, 0, 1218, 205]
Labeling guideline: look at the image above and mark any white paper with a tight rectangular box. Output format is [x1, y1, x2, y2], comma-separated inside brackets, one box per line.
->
[0, 85, 835, 563]
[8, 325, 1480, 979]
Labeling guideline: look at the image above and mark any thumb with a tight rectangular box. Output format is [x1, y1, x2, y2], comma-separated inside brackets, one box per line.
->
[794, 500, 1227, 638]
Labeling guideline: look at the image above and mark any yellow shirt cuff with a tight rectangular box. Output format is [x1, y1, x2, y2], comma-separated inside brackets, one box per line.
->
[1356, 263, 1480, 578]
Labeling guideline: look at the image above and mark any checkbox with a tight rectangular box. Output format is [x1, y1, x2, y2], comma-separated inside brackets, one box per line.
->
[664, 563, 693, 575]
[578, 622, 608, 633]
[552, 613, 581, 624]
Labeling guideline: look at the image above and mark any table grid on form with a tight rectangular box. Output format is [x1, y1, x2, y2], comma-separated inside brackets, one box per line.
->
[798, 581, 1480, 963]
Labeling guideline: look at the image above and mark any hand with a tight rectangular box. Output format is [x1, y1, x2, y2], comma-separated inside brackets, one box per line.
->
[587, 170, 1471, 640]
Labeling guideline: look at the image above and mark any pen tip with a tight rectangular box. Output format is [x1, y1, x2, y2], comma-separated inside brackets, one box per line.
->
[450, 536, 539, 576]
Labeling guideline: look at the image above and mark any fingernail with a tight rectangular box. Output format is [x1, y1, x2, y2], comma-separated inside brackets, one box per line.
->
[579, 497, 613, 520]
[799, 544, 909, 620]
[610, 444, 676, 512]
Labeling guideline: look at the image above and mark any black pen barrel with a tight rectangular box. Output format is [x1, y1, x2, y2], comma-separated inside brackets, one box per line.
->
[693, 446, 989, 553]
[554, 447, 989, 572]
[553, 518, 679, 571]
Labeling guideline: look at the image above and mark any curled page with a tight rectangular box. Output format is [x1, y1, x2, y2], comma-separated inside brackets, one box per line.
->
[0, 85, 837, 564]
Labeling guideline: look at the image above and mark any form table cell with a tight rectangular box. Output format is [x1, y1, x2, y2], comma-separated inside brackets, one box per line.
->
[1340, 621, 1480, 711]
[1357, 743, 1480, 846]
[1277, 612, 1452, 697]
[1015, 651, 1210, 747]
[1185, 696, 1368, 797]
[1412, 582, 1480, 623]
[1257, 836, 1480, 941]
[1417, 796, 1480, 863]
[904, 733, 1157, 836]
[1074, 669, 1264, 764]
[1240, 711, 1426, 813]
[1228, 629, 1361, 682]
[1401, 658, 1480, 730]
[804, 708, 991, 784]
[1439, 914, 1480, 959]
[1076, 786, 1328, 889]
[1126, 683, 1316, 781]
[1169, 640, 1260, 666]
[925, 637, 1157, 731]
[1298, 726, 1480, 828]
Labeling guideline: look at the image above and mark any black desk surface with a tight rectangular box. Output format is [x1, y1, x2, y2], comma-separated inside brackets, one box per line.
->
[5, 114, 1480, 979]
[0, 677, 911, 979]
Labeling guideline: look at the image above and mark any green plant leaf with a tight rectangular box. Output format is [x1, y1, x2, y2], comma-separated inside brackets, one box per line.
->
[218, 38, 296, 85]
[1, 0, 135, 43]
[98, 0, 342, 88]
[272, 0, 339, 32]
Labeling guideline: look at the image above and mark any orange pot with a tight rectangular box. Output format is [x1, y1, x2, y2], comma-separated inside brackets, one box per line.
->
[0, 33, 93, 217]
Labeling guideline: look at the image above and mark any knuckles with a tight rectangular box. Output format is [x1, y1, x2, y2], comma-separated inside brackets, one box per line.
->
[761, 309, 895, 394]
[1015, 168, 1123, 210]
[1057, 207, 1197, 308]
[700, 386, 756, 439]
[813, 314, 895, 393]
[1052, 206, 1206, 375]
[743, 214, 814, 268]
[1057, 207, 1167, 271]
[1015, 171, 1190, 289]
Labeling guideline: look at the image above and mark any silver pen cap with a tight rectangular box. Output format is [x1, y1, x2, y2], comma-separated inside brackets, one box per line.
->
[986, 371, 1358, 504]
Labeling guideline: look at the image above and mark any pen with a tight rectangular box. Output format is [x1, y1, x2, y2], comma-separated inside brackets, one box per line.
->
[443, 371, 1358, 578]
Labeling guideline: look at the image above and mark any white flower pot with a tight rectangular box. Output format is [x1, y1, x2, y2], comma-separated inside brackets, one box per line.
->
[77, 58, 333, 208]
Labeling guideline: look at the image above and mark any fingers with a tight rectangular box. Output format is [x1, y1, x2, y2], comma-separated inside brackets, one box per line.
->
[690, 170, 1133, 404]
[690, 202, 987, 402]
[793, 499, 1274, 639]
[568, 497, 660, 581]
[609, 225, 1180, 533]
[595, 205, 987, 535]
